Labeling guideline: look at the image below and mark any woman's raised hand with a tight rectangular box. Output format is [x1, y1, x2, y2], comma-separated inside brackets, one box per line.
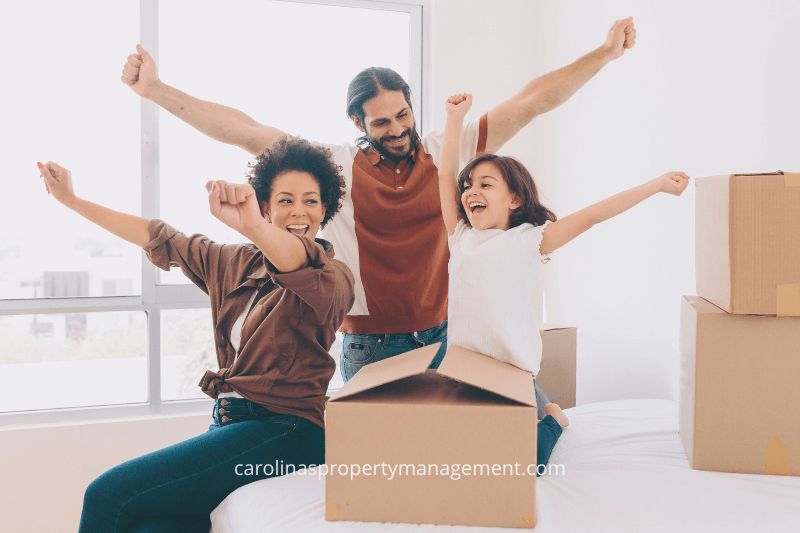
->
[206, 180, 264, 235]
[36, 161, 76, 206]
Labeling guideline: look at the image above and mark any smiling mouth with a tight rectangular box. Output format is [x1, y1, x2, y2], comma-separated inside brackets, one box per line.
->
[467, 201, 487, 214]
[383, 135, 409, 149]
[286, 224, 310, 236]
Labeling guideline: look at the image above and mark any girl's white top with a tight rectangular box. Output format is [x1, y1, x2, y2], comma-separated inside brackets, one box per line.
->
[447, 219, 552, 375]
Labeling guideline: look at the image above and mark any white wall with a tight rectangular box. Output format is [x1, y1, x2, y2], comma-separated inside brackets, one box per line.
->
[428, 0, 800, 404]
[0, 413, 209, 532]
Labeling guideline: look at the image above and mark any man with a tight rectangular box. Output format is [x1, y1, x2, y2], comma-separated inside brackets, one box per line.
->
[121, 17, 637, 389]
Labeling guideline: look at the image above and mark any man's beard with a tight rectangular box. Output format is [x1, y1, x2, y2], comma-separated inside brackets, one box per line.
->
[367, 126, 420, 163]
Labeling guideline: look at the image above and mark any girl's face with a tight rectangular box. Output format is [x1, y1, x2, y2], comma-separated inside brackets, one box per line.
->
[461, 161, 520, 230]
[262, 171, 326, 239]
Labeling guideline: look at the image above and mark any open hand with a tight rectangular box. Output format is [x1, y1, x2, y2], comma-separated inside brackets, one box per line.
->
[446, 93, 472, 119]
[206, 180, 264, 235]
[121, 44, 159, 97]
[603, 17, 636, 60]
[656, 171, 690, 196]
[36, 161, 76, 205]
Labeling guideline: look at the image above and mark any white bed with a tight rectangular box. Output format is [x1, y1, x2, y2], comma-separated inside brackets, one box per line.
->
[210, 399, 800, 532]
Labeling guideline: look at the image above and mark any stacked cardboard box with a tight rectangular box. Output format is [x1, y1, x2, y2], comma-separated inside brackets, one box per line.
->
[680, 171, 800, 476]
[325, 326, 577, 528]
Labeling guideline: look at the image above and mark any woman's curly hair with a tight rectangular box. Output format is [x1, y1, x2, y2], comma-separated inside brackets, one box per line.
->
[247, 136, 345, 228]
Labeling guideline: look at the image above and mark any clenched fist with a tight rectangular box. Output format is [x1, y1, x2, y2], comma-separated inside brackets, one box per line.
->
[206, 180, 265, 235]
[121, 44, 160, 98]
[603, 17, 637, 60]
[655, 171, 690, 196]
[446, 93, 473, 119]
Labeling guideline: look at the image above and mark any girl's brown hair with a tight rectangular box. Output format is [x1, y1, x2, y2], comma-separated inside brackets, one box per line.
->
[456, 153, 557, 228]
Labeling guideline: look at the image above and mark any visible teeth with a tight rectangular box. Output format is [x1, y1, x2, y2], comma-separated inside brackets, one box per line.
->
[287, 225, 309, 229]
[468, 202, 487, 213]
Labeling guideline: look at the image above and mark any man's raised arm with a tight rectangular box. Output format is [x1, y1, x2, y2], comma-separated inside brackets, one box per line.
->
[483, 17, 637, 154]
[121, 44, 287, 156]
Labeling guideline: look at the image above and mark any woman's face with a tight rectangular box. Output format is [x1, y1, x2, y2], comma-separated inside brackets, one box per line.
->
[460, 161, 520, 230]
[262, 170, 326, 239]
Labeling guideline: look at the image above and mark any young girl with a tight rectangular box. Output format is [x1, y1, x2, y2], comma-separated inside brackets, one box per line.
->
[438, 93, 689, 469]
[36, 137, 354, 532]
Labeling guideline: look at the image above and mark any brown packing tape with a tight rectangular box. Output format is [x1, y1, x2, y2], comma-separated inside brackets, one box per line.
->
[766, 436, 791, 475]
[521, 515, 537, 528]
[785, 173, 800, 187]
[776, 284, 800, 317]
[325, 501, 341, 521]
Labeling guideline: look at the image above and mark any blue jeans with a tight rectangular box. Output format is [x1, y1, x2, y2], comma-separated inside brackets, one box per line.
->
[78, 398, 323, 533]
[537, 415, 563, 472]
[341, 320, 448, 382]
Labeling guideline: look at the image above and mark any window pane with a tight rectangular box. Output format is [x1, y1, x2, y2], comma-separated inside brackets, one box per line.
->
[0, 1, 141, 298]
[158, 0, 410, 283]
[0, 311, 147, 412]
[161, 309, 216, 401]
[161, 308, 345, 399]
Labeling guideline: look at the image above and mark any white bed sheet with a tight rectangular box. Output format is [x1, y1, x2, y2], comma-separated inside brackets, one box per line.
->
[211, 399, 800, 532]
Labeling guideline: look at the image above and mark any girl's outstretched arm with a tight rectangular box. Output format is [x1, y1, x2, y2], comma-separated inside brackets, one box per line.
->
[36, 161, 150, 247]
[438, 93, 472, 236]
[540, 171, 689, 255]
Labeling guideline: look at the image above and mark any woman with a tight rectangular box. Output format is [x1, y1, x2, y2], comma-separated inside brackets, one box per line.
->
[37, 137, 354, 532]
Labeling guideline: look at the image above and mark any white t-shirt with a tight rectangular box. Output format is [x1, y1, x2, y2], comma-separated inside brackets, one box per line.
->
[218, 292, 257, 399]
[447, 220, 552, 375]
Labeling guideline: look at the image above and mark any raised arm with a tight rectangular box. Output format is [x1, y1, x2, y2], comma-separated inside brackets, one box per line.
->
[36, 162, 150, 247]
[438, 94, 473, 235]
[122, 45, 287, 156]
[205, 180, 308, 273]
[540, 171, 690, 255]
[484, 18, 636, 153]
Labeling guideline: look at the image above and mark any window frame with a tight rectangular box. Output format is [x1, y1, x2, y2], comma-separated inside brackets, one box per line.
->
[0, 0, 424, 426]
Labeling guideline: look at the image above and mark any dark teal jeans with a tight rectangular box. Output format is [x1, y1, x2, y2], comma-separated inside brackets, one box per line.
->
[78, 398, 323, 532]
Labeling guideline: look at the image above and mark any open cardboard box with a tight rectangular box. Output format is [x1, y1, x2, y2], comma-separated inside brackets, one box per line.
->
[325, 342, 538, 528]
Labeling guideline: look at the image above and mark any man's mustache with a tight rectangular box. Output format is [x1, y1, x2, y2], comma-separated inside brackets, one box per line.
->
[380, 130, 411, 144]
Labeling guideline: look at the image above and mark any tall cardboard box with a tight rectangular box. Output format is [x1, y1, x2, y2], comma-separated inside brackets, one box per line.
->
[695, 171, 800, 316]
[679, 295, 800, 475]
[325, 343, 539, 528]
[538, 325, 577, 409]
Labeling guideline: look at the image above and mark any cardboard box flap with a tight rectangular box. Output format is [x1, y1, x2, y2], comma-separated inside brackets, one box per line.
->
[541, 322, 573, 332]
[732, 171, 785, 176]
[437, 345, 536, 407]
[730, 170, 800, 187]
[683, 295, 726, 315]
[328, 343, 440, 402]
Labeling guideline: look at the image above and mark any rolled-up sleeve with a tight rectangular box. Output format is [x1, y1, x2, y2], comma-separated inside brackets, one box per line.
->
[143, 219, 223, 294]
[267, 236, 355, 321]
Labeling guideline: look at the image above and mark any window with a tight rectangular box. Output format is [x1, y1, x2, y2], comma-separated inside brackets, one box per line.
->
[0, 0, 422, 423]
[158, 0, 414, 282]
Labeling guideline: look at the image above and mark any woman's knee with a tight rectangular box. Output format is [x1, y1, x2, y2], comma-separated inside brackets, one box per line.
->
[83, 460, 136, 511]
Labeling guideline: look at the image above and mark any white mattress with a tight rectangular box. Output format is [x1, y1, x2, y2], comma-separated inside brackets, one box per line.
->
[211, 399, 800, 532]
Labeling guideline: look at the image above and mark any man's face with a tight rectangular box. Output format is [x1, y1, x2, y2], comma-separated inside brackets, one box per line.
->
[355, 90, 417, 161]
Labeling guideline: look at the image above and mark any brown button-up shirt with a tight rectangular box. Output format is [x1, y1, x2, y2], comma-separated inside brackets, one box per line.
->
[144, 220, 355, 428]
[319, 114, 488, 334]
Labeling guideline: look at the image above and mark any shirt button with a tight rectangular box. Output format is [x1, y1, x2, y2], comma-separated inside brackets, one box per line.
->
[395, 168, 400, 174]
